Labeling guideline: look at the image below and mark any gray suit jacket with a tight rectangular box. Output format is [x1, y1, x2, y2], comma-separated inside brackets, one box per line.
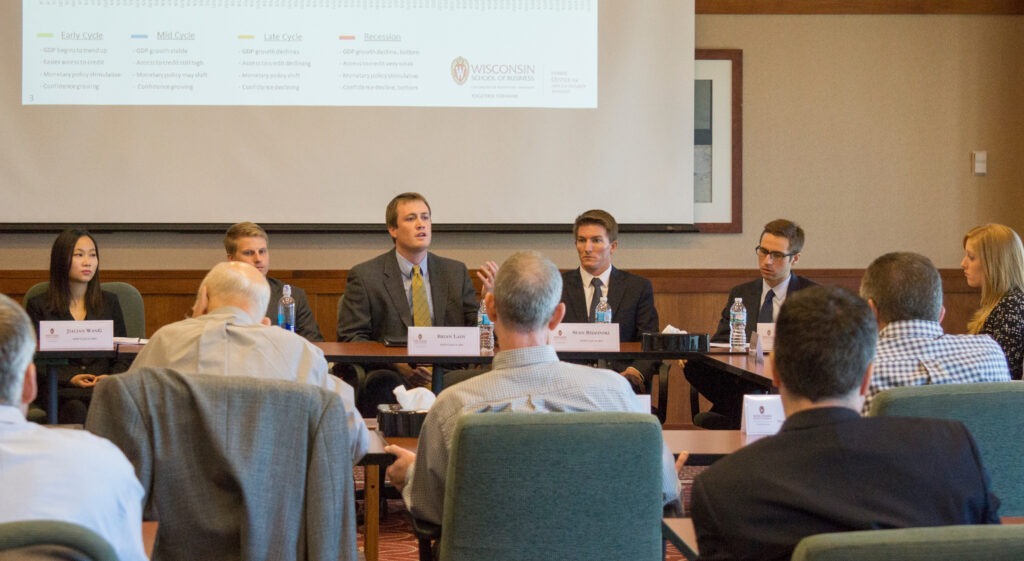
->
[337, 250, 478, 342]
[264, 276, 324, 342]
[86, 368, 356, 561]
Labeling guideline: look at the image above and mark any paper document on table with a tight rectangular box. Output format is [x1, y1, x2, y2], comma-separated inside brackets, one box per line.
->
[710, 342, 747, 349]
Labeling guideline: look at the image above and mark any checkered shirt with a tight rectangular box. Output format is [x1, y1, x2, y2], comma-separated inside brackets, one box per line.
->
[863, 319, 1011, 413]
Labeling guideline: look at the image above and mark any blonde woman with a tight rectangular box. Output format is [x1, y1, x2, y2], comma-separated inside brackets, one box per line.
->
[962, 224, 1024, 380]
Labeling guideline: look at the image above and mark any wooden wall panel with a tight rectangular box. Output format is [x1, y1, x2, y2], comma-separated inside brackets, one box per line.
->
[0, 268, 980, 339]
[696, 0, 1024, 15]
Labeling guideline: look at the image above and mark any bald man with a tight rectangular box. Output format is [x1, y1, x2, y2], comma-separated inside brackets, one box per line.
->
[128, 262, 368, 463]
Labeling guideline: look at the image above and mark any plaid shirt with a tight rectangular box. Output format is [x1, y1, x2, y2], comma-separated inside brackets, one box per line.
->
[864, 320, 1011, 413]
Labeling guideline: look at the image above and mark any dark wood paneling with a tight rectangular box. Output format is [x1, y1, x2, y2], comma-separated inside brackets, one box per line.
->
[1, 268, 980, 339]
[696, 0, 1024, 14]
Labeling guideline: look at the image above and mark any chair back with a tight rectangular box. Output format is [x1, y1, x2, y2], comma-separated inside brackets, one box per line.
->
[0, 520, 119, 561]
[85, 368, 357, 561]
[438, 412, 664, 561]
[868, 381, 1024, 515]
[22, 281, 146, 338]
[101, 282, 145, 338]
[23, 282, 48, 305]
[790, 524, 1024, 561]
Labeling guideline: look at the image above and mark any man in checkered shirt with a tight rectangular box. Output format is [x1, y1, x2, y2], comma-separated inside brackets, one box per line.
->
[859, 252, 1010, 412]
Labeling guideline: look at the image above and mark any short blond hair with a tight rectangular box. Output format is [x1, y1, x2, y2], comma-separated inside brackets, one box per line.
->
[224, 222, 269, 255]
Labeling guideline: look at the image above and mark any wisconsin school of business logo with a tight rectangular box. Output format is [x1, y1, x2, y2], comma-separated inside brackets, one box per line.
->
[451, 56, 469, 85]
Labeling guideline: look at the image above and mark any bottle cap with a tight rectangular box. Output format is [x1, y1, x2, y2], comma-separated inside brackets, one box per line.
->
[283, 284, 292, 297]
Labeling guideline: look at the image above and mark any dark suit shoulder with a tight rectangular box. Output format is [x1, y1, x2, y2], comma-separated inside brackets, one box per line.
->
[350, 251, 398, 274]
[790, 274, 818, 292]
[426, 252, 469, 273]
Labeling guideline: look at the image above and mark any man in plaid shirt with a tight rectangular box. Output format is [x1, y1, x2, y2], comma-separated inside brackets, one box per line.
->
[859, 252, 1010, 412]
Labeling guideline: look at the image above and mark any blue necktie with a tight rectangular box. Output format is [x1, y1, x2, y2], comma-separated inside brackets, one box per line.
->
[758, 289, 775, 324]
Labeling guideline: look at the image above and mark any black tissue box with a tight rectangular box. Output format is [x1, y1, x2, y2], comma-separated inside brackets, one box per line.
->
[641, 332, 709, 352]
[376, 404, 427, 437]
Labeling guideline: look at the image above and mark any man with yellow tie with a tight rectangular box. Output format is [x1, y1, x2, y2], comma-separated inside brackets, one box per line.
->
[338, 192, 479, 416]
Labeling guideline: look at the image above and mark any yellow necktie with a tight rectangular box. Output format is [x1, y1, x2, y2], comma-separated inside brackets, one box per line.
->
[412, 265, 431, 326]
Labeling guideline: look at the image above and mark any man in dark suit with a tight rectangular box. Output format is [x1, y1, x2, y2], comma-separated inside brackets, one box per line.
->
[690, 286, 1000, 561]
[338, 192, 478, 415]
[686, 218, 816, 428]
[224, 221, 324, 342]
[560, 209, 660, 393]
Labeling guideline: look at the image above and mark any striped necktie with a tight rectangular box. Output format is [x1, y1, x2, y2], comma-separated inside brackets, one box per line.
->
[412, 265, 431, 326]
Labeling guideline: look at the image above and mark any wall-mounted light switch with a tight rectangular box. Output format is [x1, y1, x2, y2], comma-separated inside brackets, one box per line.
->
[973, 151, 987, 176]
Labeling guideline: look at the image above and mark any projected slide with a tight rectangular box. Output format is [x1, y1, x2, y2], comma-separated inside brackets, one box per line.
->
[23, 0, 597, 108]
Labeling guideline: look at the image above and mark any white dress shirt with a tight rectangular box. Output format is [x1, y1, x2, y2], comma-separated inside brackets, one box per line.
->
[0, 405, 148, 561]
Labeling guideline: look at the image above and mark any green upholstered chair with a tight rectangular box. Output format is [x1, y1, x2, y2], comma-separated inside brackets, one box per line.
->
[418, 412, 665, 561]
[0, 520, 119, 561]
[23, 281, 146, 338]
[790, 524, 1024, 561]
[867, 381, 1024, 515]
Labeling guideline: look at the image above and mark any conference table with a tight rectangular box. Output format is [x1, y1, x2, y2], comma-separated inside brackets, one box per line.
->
[35, 341, 774, 423]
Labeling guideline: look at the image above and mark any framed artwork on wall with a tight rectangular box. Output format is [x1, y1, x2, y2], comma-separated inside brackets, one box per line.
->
[694, 48, 743, 233]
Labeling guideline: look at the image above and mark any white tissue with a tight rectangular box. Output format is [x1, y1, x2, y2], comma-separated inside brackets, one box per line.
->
[661, 324, 687, 334]
[393, 386, 436, 411]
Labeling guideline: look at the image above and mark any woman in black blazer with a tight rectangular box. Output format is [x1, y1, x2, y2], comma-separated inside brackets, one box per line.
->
[25, 229, 129, 423]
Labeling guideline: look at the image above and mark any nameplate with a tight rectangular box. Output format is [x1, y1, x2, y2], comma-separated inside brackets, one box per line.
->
[39, 320, 114, 351]
[407, 327, 480, 356]
[755, 323, 776, 353]
[740, 394, 784, 435]
[549, 323, 620, 351]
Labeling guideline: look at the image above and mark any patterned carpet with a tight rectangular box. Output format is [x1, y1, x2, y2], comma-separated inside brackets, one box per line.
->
[354, 465, 705, 561]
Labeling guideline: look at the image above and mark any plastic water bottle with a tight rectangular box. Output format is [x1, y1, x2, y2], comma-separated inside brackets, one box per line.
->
[278, 284, 296, 332]
[478, 301, 494, 355]
[729, 297, 746, 351]
[595, 287, 612, 323]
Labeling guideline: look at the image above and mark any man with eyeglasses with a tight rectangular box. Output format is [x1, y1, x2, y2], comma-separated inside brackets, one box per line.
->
[685, 218, 817, 429]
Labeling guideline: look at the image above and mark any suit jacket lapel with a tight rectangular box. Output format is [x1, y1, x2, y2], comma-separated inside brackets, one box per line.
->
[427, 253, 446, 325]
[607, 267, 627, 315]
[564, 269, 587, 323]
[382, 253, 413, 329]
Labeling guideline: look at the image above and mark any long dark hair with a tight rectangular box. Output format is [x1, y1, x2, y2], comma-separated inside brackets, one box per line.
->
[46, 229, 104, 315]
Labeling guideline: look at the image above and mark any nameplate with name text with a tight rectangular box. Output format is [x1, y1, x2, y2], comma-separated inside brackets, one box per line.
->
[39, 320, 114, 351]
[549, 323, 620, 352]
[407, 327, 481, 356]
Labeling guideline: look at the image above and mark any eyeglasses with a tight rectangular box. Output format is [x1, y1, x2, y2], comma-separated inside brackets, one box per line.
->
[755, 246, 796, 261]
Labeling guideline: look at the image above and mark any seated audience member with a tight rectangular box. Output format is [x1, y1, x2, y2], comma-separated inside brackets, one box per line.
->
[860, 252, 1010, 411]
[224, 221, 324, 342]
[962, 224, 1024, 379]
[25, 229, 129, 424]
[561, 209, 660, 393]
[385, 251, 682, 525]
[127, 261, 368, 463]
[684, 218, 816, 428]
[690, 286, 1000, 561]
[337, 192, 479, 415]
[0, 294, 147, 561]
